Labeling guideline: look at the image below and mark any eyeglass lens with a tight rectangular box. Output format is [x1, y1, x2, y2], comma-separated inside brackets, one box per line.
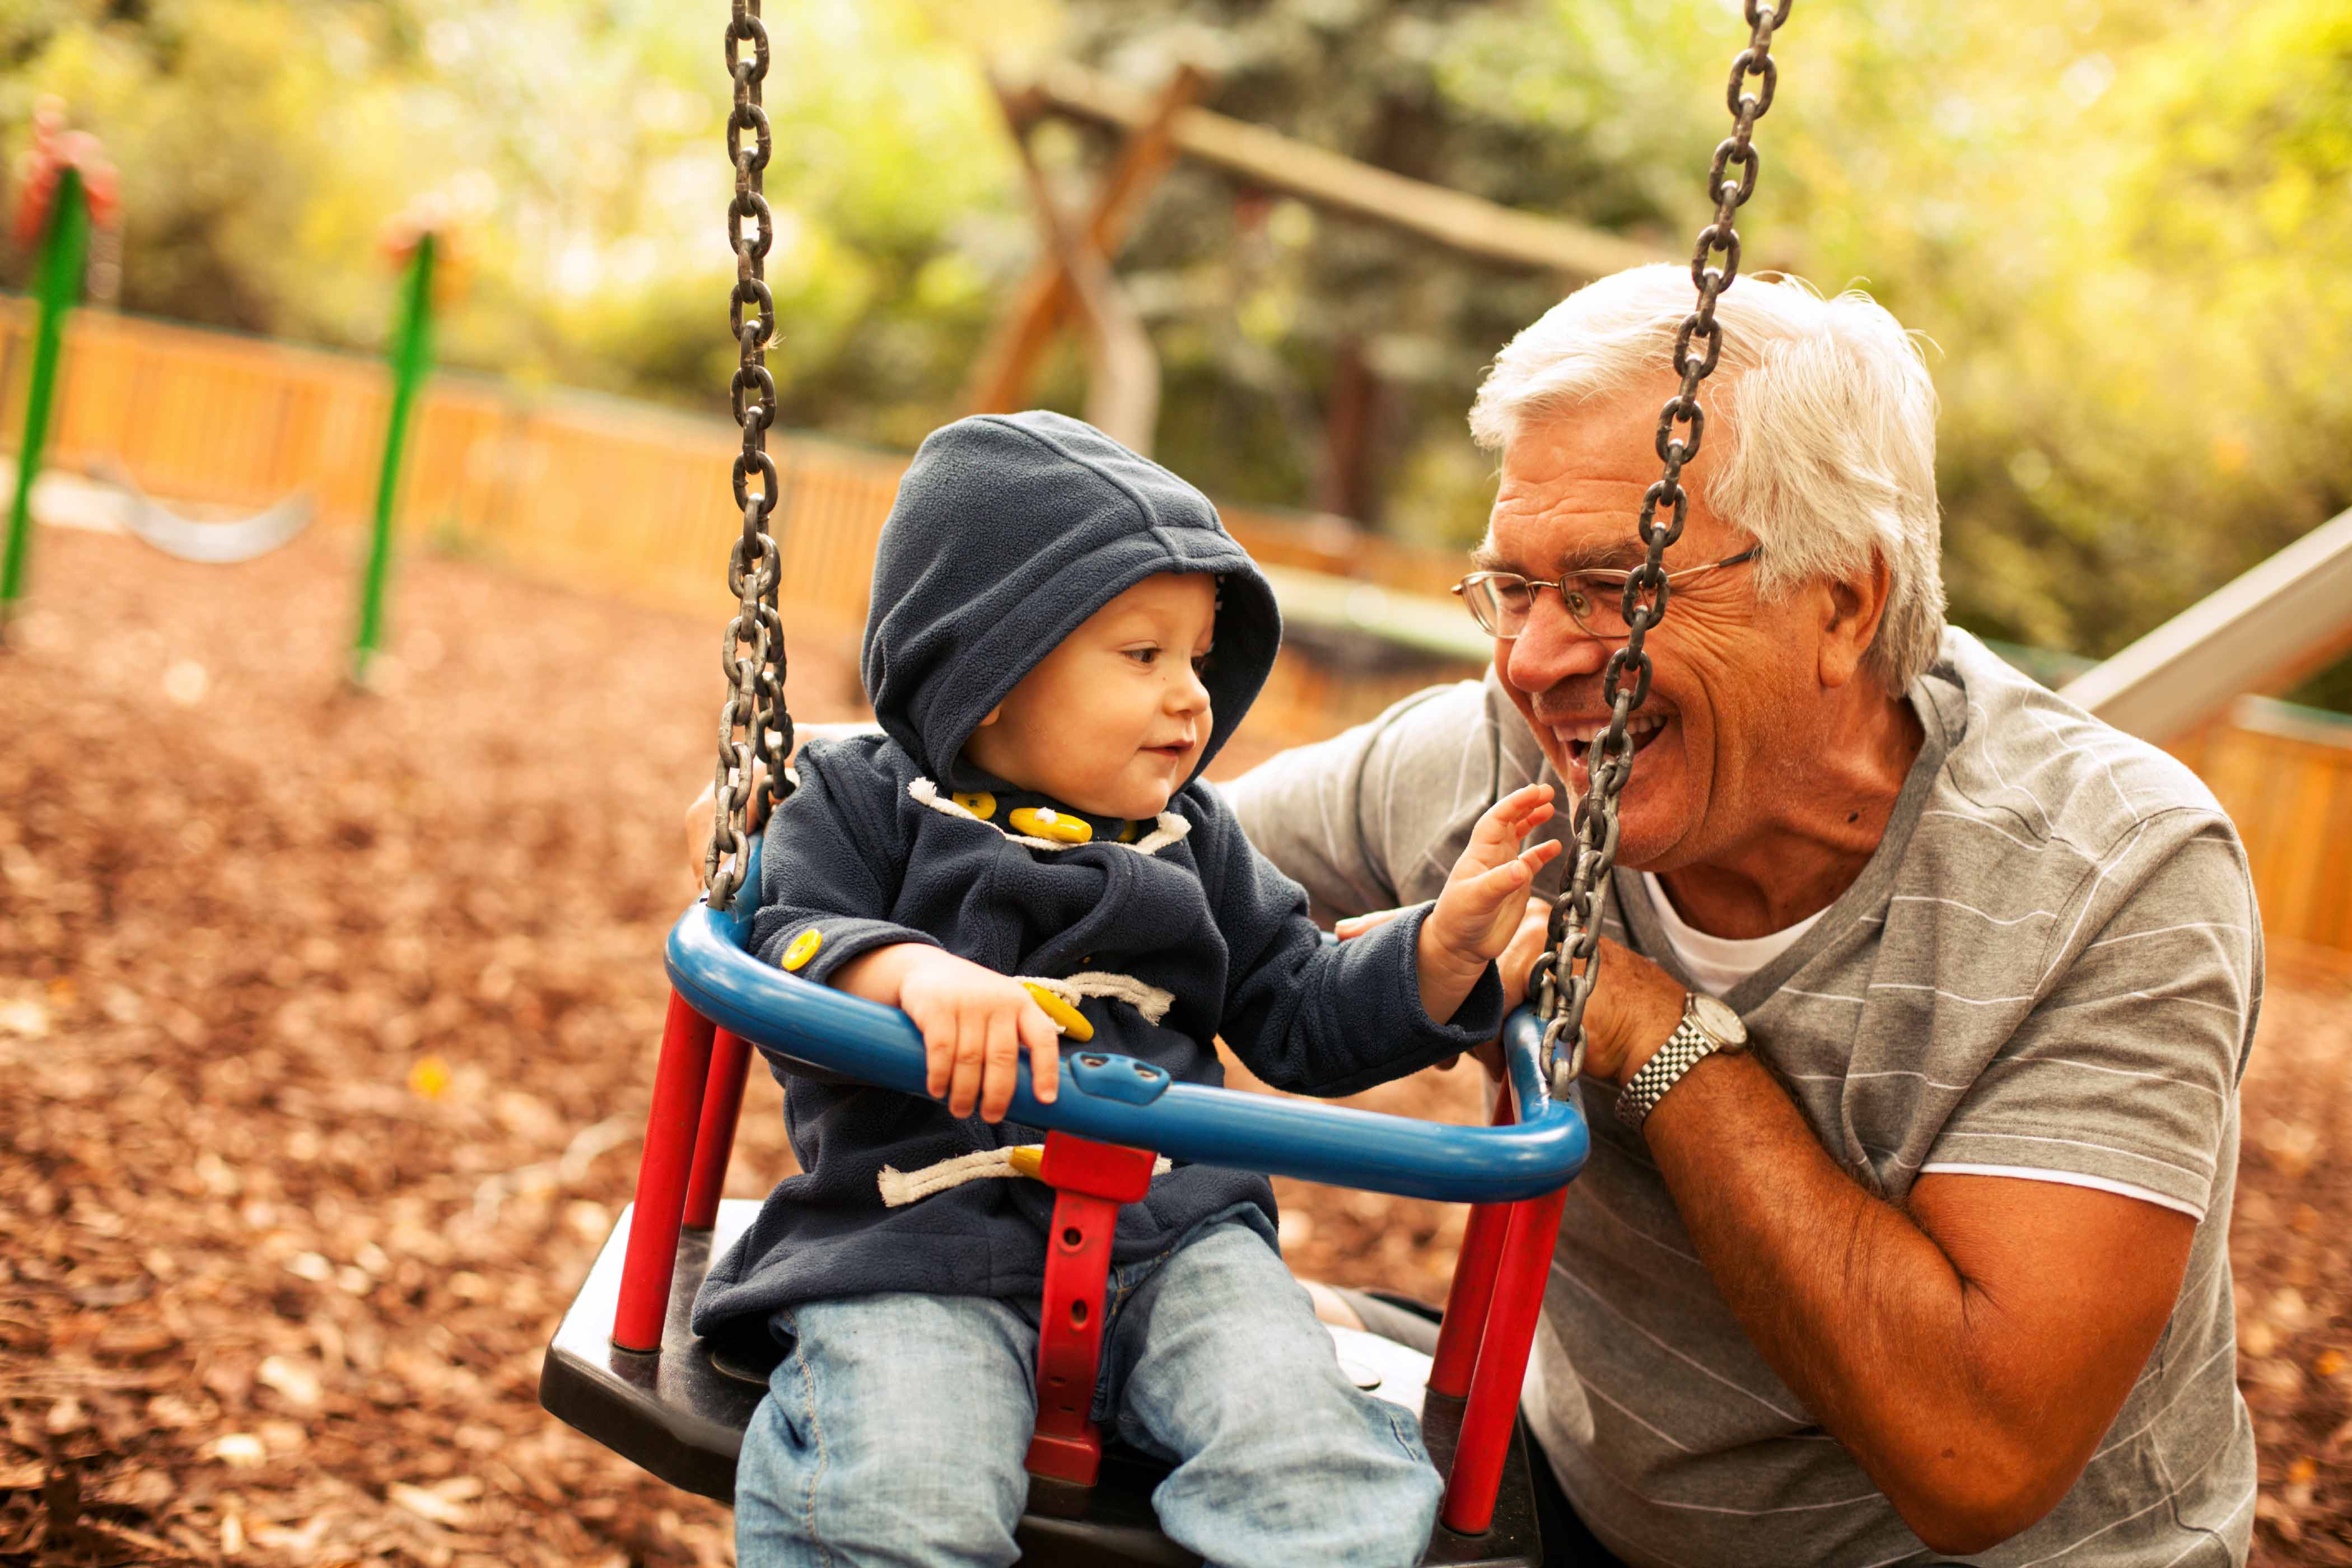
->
[1467, 575, 1658, 639]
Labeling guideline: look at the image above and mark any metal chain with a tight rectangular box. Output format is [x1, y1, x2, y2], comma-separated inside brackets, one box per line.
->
[704, 0, 793, 909]
[1532, 0, 1791, 1098]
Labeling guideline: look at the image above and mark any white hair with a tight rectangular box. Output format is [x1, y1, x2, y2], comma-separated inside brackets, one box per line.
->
[1468, 264, 1945, 693]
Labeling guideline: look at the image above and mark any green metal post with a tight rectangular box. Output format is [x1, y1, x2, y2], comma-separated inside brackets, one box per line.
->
[1, 165, 91, 627]
[351, 230, 437, 684]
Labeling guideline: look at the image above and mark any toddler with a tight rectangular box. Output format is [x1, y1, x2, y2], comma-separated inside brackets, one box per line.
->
[697, 412, 1557, 1568]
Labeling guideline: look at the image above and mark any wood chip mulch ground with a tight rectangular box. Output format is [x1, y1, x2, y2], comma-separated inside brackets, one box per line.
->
[2, 525, 2346, 1565]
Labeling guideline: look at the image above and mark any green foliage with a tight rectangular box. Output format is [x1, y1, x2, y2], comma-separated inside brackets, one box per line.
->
[0, 0, 1039, 444]
[1066, 0, 2352, 692]
[4, 0, 2348, 699]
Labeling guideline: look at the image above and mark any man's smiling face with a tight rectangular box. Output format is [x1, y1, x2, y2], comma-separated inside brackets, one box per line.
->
[1482, 385, 1816, 872]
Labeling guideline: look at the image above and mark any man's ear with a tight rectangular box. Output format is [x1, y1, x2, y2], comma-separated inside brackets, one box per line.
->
[1819, 553, 1892, 689]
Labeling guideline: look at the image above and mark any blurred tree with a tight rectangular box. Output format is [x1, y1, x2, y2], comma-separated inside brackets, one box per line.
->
[0, 0, 1043, 448]
[1059, 0, 2352, 698]
[1048, 0, 1663, 536]
[2, 0, 2346, 702]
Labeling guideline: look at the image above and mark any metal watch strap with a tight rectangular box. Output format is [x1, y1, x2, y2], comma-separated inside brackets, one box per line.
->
[1615, 1002, 1726, 1131]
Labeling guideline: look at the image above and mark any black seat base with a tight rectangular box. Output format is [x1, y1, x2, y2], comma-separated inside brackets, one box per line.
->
[542, 1202, 1542, 1566]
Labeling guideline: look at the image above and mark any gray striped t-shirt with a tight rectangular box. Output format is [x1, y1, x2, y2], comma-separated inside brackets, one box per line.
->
[1222, 627, 2258, 1567]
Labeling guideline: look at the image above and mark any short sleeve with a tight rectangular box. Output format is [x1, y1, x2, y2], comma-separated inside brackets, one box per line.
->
[1919, 816, 2260, 1220]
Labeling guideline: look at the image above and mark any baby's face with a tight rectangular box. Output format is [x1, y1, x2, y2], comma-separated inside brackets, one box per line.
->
[962, 572, 1216, 821]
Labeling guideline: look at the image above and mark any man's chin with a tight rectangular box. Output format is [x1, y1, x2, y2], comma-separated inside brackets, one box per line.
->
[1547, 769, 1690, 874]
[1608, 809, 1685, 875]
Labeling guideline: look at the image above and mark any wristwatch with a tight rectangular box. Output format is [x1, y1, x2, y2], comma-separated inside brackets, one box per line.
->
[1614, 992, 1748, 1131]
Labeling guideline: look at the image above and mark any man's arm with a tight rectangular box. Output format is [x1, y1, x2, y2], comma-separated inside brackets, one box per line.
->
[1639, 1046, 2192, 1553]
[1567, 818, 2250, 1553]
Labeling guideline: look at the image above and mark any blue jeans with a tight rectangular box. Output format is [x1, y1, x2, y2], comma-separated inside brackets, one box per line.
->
[735, 1216, 1443, 1568]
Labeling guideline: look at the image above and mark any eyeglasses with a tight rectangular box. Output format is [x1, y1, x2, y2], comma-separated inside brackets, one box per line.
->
[1450, 546, 1763, 641]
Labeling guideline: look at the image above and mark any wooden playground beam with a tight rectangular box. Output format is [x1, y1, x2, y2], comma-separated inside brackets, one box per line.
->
[963, 65, 1206, 417]
[998, 81, 1162, 454]
[1010, 59, 1664, 281]
[2061, 504, 2352, 744]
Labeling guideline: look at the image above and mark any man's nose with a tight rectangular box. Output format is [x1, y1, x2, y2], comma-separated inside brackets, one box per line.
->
[1502, 592, 1610, 697]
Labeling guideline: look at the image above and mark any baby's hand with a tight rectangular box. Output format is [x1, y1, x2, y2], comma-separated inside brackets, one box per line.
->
[897, 950, 1065, 1122]
[1418, 785, 1562, 1014]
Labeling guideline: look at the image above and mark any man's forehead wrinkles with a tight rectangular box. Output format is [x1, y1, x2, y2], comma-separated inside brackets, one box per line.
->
[1562, 536, 1650, 571]
[1485, 514, 1651, 575]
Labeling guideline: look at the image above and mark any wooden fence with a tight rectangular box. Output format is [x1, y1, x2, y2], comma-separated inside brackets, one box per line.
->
[8, 300, 2352, 963]
[2173, 700, 2352, 971]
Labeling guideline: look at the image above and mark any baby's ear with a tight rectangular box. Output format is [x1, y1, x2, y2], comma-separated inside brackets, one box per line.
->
[974, 704, 1002, 728]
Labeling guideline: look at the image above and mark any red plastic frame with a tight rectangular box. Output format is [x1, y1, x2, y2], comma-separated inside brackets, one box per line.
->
[613, 990, 718, 1351]
[608, 993, 1572, 1532]
[1025, 1132, 1159, 1485]
[682, 1028, 754, 1231]
[1428, 1090, 1519, 1398]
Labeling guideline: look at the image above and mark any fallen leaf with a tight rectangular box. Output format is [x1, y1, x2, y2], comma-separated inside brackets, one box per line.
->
[0, 997, 50, 1038]
[387, 1480, 470, 1527]
[408, 1054, 452, 1100]
[208, 1433, 267, 1468]
[256, 1356, 321, 1409]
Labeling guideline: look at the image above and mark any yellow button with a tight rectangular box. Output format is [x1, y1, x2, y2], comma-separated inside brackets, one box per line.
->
[1021, 982, 1095, 1042]
[951, 790, 996, 820]
[1010, 805, 1092, 844]
[781, 927, 823, 972]
[1006, 1145, 1045, 1180]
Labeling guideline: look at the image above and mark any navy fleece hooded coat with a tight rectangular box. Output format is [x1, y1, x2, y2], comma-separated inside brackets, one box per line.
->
[693, 413, 1502, 1338]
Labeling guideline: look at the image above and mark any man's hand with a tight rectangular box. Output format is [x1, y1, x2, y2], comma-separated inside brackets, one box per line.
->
[833, 945, 1063, 1122]
[1486, 891, 1688, 1082]
[1564, 933, 1688, 1087]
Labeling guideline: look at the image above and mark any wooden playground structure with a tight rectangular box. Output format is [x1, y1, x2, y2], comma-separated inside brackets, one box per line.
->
[6, 297, 2352, 969]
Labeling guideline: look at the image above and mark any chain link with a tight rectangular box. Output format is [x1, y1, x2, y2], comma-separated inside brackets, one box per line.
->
[704, 0, 793, 910]
[1537, 0, 1791, 1099]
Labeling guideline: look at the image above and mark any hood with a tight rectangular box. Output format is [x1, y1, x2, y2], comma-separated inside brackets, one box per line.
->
[860, 411, 1281, 790]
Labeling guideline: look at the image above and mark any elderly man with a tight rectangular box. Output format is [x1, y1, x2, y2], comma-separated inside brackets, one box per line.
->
[1231, 264, 2258, 1565]
[687, 264, 2258, 1565]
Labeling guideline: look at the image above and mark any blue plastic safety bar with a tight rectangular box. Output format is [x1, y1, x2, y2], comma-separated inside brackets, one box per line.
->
[664, 845, 1588, 1205]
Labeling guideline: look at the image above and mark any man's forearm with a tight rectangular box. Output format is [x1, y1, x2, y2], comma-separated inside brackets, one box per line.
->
[1639, 1053, 2068, 1553]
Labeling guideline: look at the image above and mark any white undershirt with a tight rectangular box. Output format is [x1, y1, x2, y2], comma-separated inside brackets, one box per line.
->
[1635, 875, 2199, 1219]
[1638, 872, 1823, 997]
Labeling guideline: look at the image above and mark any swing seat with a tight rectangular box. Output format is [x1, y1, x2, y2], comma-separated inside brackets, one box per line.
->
[541, 837, 1587, 1565]
[88, 459, 316, 565]
[542, 1198, 1546, 1566]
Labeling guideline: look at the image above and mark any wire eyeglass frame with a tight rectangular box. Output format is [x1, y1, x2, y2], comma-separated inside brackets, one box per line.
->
[1451, 545, 1762, 641]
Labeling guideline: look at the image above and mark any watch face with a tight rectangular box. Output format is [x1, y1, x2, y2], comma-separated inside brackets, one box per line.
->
[1691, 993, 1747, 1048]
